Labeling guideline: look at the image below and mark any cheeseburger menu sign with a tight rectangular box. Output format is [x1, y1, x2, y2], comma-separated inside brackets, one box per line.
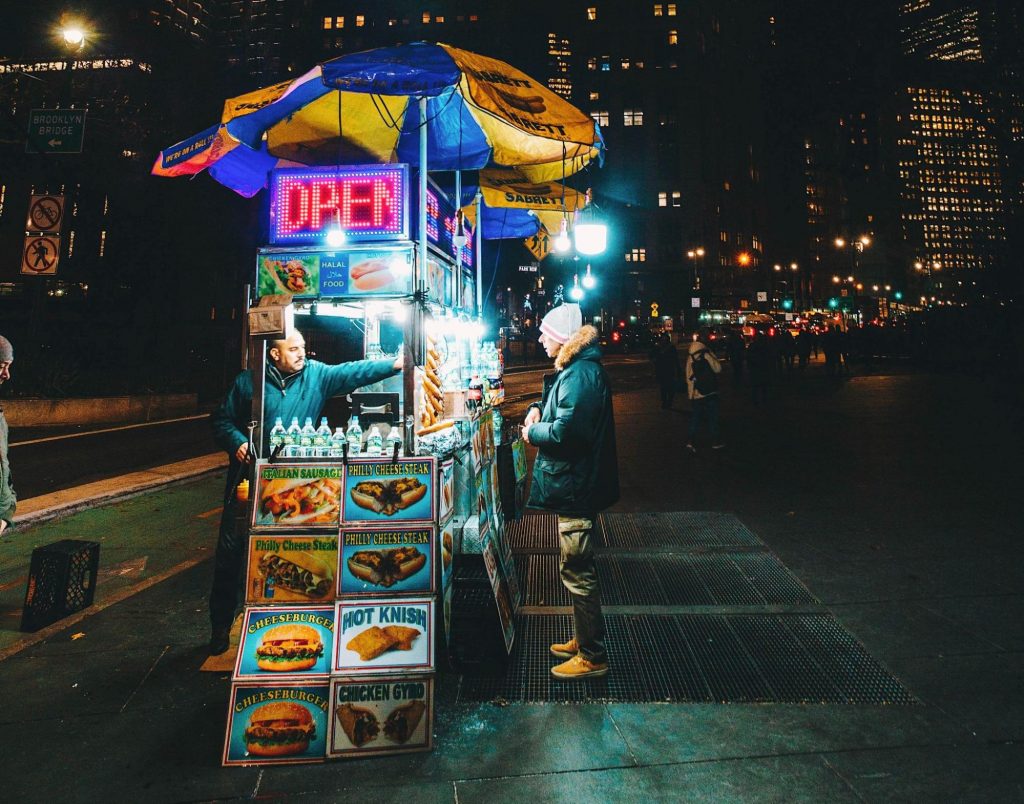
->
[234, 606, 334, 680]
[223, 682, 330, 766]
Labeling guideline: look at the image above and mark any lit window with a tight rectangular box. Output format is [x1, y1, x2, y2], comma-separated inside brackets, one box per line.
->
[626, 248, 646, 261]
[723, 181, 731, 191]
[587, 57, 597, 70]
[654, 4, 663, 16]
[423, 12, 431, 23]
[99, 230, 106, 257]
[470, 14, 478, 21]
[591, 110, 609, 126]
[589, 91, 600, 100]
[356, 15, 365, 27]
[436, 15, 444, 23]
[668, 3, 676, 14]
[671, 191, 681, 207]
[323, 16, 332, 29]
[658, 192, 667, 207]
[668, 29, 678, 45]
[623, 108, 643, 126]
[720, 231, 729, 243]
[621, 58, 630, 70]
[336, 16, 345, 28]
[587, 7, 597, 21]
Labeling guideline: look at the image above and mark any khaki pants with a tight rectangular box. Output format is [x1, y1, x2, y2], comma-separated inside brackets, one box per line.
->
[558, 515, 607, 664]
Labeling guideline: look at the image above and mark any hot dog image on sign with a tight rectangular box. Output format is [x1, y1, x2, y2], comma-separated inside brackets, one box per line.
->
[439, 520, 454, 592]
[234, 607, 334, 680]
[223, 682, 330, 766]
[254, 464, 343, 528]
[328, 676, 433, 758]
[340, 526, 435, 597]
[342, 458, 435, 525]
[438, 458, 454, 524]
[334, 598, 434, 675]
[246, 534, 338, 604]
[344, 249, 414, 297]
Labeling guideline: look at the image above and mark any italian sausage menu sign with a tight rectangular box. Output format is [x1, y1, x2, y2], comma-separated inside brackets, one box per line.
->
[339, 527, 436, 597]
[253, 464, 343, 528]
[234, 606, 334, 681]
[334, 598, 434, 675]
[342, 458, 435, 525]
[246, 533, 338, 605]
[223, 682, 329, 766]
[328, 675, 433, 758]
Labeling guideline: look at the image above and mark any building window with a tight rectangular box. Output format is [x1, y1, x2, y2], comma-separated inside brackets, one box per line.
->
[658, 192, 668, 207]
[623, 108, 643, 126]
[322, 16, 332, 29]
[587, 57, 597, 70]
[621, 58, 631, 70]
[653, 4, 663, 16]
[586, 7, 597, 21]
[589, 91, 600, 100]
[591, 110, 609, 126]
[336, 16, 345, 28]
[469, 14, 478, 22]
[626, 248, 646, 262]
[720, 230, 729, 243]
[356, 15, 365, 27]
[668, 29, 678, 45]
[99, 230, 107, 257]
[436, 15, 444, 23]
[723, 181, 731, 191]
[667, 3, 676, 14]
[423, 12, 431, 23]
[671, 191, 681, 207]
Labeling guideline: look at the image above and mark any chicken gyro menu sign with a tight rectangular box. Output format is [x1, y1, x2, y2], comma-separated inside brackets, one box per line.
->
[223, 682, 329, 766]
[253, 464, 343, 528]
[341, 458, 435, 525]
[246, 534, 337, 605]
[339, 526, 435, 597]
[234, 606, 334, 680]
[328, 675, 433, 758]
[333, 598, 434, 675]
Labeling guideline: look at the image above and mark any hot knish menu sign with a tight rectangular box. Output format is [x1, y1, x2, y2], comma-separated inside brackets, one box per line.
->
[334, 598, 434, 675]
[328, 676, 433, 758]
[223, 682, 330, 766]
[246, 534, 337, 605]
[339, 526, 436, 597]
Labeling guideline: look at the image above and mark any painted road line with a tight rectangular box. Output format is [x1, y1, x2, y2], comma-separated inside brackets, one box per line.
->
[196, 506, 223, 519]
[10, 413, 210, 447]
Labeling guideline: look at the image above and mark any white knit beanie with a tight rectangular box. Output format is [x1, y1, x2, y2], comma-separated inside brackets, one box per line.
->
[539, 303, 583, 345]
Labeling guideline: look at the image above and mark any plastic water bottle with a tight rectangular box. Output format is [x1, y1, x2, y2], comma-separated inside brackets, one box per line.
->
[314, 416, 331, 457]
[284, 417, 301, 457]
[330, 427, 346, 458]
[300, 416, 316, 457]
[269, 417, 286, 454]
[366, 425, 383, 457]
[346, 416, 363, 456]
[386, 425, 404, 457]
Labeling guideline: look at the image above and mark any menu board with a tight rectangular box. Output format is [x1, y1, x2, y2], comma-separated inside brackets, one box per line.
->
[438, 458, 454, 524]
[512, 438, 528, 483]
[320, 248, 414, 298]
[334, 598, 434, 675]
[341, 458, 435, 525]
[246, 533, 338, 605]
[328, 676, 433, 758]
[438, 520, 454, 592]
[474, 470, 491, 541]
[234, 606, 334, 680]
[223, 682, 330, 766]
[482, 534, 516, 654]
[258, 252, 319, 298]
[253, 463, 343, 529]
[339, 526, 436, 597]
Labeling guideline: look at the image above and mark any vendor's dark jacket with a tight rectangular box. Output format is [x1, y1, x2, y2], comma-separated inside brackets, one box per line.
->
[0, 405, 15, 529]
[211, 358, 397, 497]
[527, 325, 619, 518]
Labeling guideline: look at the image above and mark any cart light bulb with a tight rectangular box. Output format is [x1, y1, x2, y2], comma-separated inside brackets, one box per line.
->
[326, 227, 347, 248]
[569, 285, 584, 301]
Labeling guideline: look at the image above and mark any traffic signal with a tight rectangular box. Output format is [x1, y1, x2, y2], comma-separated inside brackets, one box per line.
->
[828, 298, 839, 309]
[781, 299, 794, 311]
[894, 291, 903, 300]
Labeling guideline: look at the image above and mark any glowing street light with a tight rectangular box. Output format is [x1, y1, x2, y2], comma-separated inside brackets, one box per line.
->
[581, 264, 596, 289]
[62, 25, 86, 48]
[553, 218, 571, 253]
[569, 274, 584, 301]
[737, 251, 752, 267]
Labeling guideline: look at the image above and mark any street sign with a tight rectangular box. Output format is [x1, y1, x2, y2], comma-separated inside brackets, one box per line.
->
[21, 234, 60, 275]
[26, 194, 65, 233]
[26, 109, 86, 153]
[518, 263, 538, 272]
[756, 291, 768, 302]
[524, 229, 551, 261]
[691, 297, 701, 308]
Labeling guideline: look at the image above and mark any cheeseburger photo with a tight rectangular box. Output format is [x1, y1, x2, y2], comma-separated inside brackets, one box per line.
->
[255, 624, 324, 672]
[243, 701, 316, 757]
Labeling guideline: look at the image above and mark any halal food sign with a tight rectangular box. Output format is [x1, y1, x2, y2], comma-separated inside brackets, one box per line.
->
[269, 165, 409, 244]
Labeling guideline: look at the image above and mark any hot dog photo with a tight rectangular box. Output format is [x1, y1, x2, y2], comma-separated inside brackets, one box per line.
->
[223, 683, 329, 766]
[234, 606, 334, 680]
[347, 250, 412, 296]
[340, 527, 436, 596]
[342, 458, 435, 525]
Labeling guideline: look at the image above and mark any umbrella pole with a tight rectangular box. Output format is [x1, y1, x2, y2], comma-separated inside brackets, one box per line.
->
[475, 190, 483, 319]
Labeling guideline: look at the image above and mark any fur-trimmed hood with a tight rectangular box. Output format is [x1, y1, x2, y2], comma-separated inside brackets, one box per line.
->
[554, 324, 600, 371]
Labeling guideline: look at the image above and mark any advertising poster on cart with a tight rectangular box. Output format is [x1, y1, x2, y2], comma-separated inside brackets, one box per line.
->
[342, 458, 435, 525]
[438, 458, 454, 524]
[253, 464, 343, 528]
[328, 675, 433, 758]
[235, 606, 334, 680]
[334, 598, 434, 675]
[438, 519, 454, 592]
[223, 682, 329, 766]
[339, 526, 436, 597]
[246, 533, 337, 605]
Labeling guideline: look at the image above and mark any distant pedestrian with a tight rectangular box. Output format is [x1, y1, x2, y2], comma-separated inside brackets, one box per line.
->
[649, 332, 681, 409]
[746, 332, 772, 405]
[838, 327, 852, 374]
[0, 335, 15, 536]
[726, 331, 746, 382]
[781, 329, 797, 372]
[796, 328, 812, 369]
[685, 328, 724, 451]
[523, 303, 618, 680]
[823, 326, 840, 376]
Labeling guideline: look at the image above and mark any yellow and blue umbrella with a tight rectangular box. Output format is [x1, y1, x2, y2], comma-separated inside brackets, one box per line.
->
[153, 42, 604, 197]
[464, 169, 588, 240]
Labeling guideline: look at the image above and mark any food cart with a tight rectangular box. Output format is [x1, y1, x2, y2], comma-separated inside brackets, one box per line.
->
[221, 162, 525, 766]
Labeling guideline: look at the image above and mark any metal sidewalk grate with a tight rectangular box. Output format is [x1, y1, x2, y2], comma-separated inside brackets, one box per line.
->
[519, 553, 818, 607]
[456, 614, 918, 705]
[599, 512, 764, 549]
[506, 513, 560, 553]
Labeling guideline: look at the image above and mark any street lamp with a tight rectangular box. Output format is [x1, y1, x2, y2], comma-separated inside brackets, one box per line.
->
[61, 24, 86, 49]
[581, 263, 596, 289]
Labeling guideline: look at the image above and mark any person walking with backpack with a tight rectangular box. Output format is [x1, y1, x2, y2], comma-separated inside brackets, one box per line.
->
[685, 328, 724, 452]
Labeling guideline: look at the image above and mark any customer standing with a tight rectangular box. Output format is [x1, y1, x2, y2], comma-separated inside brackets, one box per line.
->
[685, 328, 724, 452]
[649, 332, 682, 409]
[523, 303, 619, 680]
[0, 336, 15, 535]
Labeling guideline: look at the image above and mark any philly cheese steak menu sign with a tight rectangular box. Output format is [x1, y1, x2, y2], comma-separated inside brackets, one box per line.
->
[342, 458, 435, 525]
[339, 526, 436, 597]
[246, 533, 338, 605]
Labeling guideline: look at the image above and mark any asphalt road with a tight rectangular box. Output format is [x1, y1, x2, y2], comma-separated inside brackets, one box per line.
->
[8, 356, 653, 499]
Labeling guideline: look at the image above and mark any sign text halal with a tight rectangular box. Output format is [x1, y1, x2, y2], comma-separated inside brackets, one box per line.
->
[27, 109, 86, 154]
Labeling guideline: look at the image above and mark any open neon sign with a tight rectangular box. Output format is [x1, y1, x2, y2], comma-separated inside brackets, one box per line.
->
[269, 165, 409, 243]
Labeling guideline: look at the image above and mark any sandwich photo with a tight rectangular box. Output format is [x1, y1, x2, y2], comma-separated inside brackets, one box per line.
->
[347, 547, 426, 587]
[254, 624, 324, 672]
[350, 477, 427, 516]
[383, 700, 426, 744]
[350, 259, 397, 291]
[243, 701, 316, 758]
[257, 551, 334, 599]
[441, 531, 453, 570]
[345, 624, 420, 661]
[335, 703, 379, 748]
[260, 477, 342, 525]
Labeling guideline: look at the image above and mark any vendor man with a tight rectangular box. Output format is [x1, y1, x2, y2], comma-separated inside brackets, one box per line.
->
[208, 328, 402, 654]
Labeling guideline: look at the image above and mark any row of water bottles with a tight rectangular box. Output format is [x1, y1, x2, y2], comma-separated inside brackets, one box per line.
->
[268, 415, 403, 458]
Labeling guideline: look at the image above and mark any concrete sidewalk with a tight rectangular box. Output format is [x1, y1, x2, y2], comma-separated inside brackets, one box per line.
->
[0, 365, 1021, 802]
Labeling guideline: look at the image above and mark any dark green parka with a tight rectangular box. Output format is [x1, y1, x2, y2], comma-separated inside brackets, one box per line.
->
[526, 325, 620, 518]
